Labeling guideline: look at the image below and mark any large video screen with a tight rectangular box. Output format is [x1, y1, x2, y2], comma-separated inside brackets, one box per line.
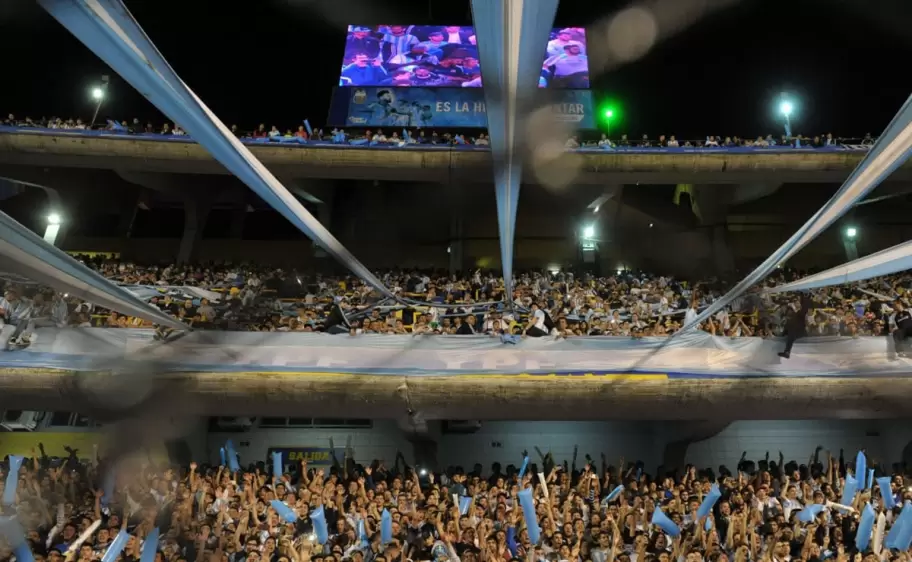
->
[339, 25, 589, 89]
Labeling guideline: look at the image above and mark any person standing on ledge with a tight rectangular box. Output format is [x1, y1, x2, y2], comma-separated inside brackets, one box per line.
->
[778, 292, 814, 359]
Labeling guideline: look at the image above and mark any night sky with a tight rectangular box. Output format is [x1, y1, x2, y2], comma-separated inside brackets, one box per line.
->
[2, 0, 912, 141]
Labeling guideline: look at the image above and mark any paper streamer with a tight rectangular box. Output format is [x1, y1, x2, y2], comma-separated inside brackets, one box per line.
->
[0, 516, 36, 562]
[697, 484, 721, 519]
[895, 501, 912, 550]
[3, 455, 23, 506]
[272, 451, 283, 479]
[873, 513, 886, 555]
[877, 477, 896, 509]
[225, 440, 240, 472]
[459, 496, 472, 516]
[842, 474, 858, 507]
[140, 528, 160, 562]
[518, 456, 530, 479]
[856, 503, 875, 552]
[517, 487, 541, 544]
[357, 519, 368, 547]
[797, 504, 825, 523]
[270, 500, 298, 523]
[304, 120, 313, 137]
[102, 529, 131, 562]
[381, 508, 393, 544]
[311, 505, 328, 544]
[651, 506, 681, 538]
[885, 501, 912, 549]
[67, 520, 103, 555]
[704, 518, 713, 532]
[868, 468, 875, 490]
[856, 452, 867, 491]
[219, 447, 226, 466]
[605, 485, 625, 504]
[101, 467, 116, 507]
[537, 473, 549, 499]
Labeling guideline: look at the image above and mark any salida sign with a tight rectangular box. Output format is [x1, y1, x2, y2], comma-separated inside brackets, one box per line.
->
[268, 447, 346, 467]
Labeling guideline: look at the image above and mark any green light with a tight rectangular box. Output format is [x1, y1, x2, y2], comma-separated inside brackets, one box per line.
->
[605, 109, 614, 118]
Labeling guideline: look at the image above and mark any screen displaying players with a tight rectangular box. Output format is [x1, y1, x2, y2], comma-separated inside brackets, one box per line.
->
[339, 25, 589, 88]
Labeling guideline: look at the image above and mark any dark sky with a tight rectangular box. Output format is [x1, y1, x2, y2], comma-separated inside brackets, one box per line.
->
[1, 0, 912, 140]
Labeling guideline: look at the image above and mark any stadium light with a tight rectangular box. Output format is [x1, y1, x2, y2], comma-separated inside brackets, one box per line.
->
[779, 101, 793, 117]
[582, 224, 596, 240]
[778, 93, 795, 137]
[89, 75, 110, 128]
[44, 213, 62, 246]
[846, 226, 857, 238]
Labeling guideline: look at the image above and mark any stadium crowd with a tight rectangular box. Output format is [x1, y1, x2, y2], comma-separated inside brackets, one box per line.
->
[1, 113, 876, 150]
[1, 259, 911, 342]
[0, 445, 909, 562]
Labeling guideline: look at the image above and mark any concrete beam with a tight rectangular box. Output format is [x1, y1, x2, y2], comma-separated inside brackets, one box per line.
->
[4, 371, 912, 421]
[4, 132, 910, 185]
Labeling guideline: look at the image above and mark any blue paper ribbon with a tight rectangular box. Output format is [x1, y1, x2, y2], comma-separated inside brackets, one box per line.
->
[102, 530, 131, 562]
[841, 474, 858, 506]
[225, 440, 240, 472]
[518, 456, 530, 479]
[381, 508, 393, 544]
[697, 484, 721, 519]
[139, 528, 160, 562]
[855, 452, 867, 490]
[270, 500, 298, 523]
[517, 487, 541, 544]
[855, 503, 875, 552]
[885, 501, 911, 549]
[797, 504, 825, 523]
[605, 485, 624, 503]
[867, 468, 875, 490]
[877, 476, 896, 509]
[311, 505, 328, 544]
[0, 516, 35, 562]
[459, 496, 472, 515]
[651, 506, 681, 537]
[3, 455, 23, 506]
[272, 451, 283, 480]
[219, 447, 226, 466]
[101, 468, 116, 507]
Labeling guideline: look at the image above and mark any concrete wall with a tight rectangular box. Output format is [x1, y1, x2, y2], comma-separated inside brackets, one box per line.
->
[204, 419, 912, 473]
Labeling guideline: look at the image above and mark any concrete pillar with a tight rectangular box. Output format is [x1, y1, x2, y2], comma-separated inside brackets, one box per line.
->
[178, 198, 211, 264]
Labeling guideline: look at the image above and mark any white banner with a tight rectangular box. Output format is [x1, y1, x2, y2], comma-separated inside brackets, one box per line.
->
[0, 327, 908, 378]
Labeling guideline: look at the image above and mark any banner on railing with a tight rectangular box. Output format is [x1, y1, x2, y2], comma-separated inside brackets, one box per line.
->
[327, 87, 595, 128]
[0, 327, 909, 378]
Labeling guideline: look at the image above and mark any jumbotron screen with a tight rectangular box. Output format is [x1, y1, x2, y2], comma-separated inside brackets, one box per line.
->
[339, 25, 589, 88]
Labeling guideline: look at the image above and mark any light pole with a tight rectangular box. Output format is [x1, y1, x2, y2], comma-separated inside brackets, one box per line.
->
[779, 96, 794, 138]
[90, 75, 110, 129]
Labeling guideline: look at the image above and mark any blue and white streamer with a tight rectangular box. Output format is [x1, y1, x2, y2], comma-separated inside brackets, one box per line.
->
[39, 0, 396, 300]
[678, 93, 912, 333]
[2, 455, 22, 506]
[470, 0, 559, 304]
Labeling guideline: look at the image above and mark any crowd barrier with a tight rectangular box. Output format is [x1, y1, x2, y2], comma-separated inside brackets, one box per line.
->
[0, 327, 909, 378]
[0, 126, 873, 153]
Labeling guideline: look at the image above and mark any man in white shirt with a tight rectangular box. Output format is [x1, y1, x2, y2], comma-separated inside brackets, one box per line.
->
[523, 302, 549, 337]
